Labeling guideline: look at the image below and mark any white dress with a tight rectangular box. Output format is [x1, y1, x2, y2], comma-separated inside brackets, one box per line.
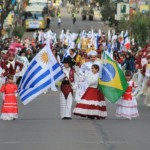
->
[115, 80, 139, 119]
[143, 64, 150, 106]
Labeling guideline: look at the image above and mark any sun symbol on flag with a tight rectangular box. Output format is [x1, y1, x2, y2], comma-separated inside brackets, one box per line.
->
[41, 51, 48, 64]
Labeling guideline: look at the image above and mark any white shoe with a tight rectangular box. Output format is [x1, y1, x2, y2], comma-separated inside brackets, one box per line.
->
[7, 118, 13, 120]
[43, 90, 48, 94]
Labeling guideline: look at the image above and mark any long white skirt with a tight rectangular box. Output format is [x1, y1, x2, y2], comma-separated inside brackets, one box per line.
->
[115, 98, 139, 119]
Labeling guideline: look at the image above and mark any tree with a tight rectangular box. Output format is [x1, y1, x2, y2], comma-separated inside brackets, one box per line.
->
[100, 0, 117, 27]
[117, 13, 150, 46]
[0, 0, 16, 35]
[95, 0, 105, 6]
[130, 13, 150, 46]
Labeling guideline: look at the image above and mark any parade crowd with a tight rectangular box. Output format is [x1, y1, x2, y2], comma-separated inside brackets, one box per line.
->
[0, 28, 150, 121]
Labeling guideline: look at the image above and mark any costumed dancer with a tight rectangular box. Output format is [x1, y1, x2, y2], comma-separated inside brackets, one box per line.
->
[0, 54, 9, 84]
[15, 50, 29, 85]
[60, 57, 76, 119]
[115, 71, 139, 120]
[80, 50, 101, 74]
[75, 50, 101, 102]
[0, 74, 18, 120]
[73, 64, 107, 120]
[7, 52, 23, 82]
[142, 56, 150, 106]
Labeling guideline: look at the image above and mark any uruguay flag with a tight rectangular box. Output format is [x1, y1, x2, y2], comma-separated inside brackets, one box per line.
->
[18, 43, 65, 105]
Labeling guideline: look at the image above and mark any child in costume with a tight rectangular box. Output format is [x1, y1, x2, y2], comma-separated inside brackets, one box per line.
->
[0, 74, 18, 120]
[142, 56, 150, 106]
[60, 57, 75, 119]
[73, 64, 107, 119]
[115, 71, 139, 120]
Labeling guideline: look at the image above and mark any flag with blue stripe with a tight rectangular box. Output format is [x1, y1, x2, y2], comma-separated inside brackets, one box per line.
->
[18, 43, 65, 105]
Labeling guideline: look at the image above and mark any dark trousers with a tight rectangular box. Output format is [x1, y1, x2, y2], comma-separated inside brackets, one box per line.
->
[73, 17, 76, 24]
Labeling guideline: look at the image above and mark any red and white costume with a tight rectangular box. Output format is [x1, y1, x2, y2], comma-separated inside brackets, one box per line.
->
[73, 72, 107, 119]
[116, 80, 139, 119]
[0, 83, 18, 120]
[60, 67, 75, 118]
[143, 64, 150, 106]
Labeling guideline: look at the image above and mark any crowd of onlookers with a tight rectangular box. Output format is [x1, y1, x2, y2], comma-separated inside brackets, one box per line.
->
[0, 30, 150, 85]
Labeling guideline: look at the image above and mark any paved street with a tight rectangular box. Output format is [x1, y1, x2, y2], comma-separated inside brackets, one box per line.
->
[0, 89, 150, 150]
[5, 6, 150, 150]
[24, 7, 108, 39]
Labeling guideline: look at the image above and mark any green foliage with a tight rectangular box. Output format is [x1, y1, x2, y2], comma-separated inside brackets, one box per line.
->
[117, 13, 150, 46]
[100, 0, 150, 46]
[130, 13, 150, 46]
[116, 15, 130, 32]
[95, 0, 105, 5]
[101, 0, 117, 27]
[13, 27, 25, 38]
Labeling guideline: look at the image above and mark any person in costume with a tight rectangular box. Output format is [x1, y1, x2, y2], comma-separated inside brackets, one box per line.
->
[68, 48, 82, 66]
[115, 71, 139, 120]
[7, 52, 23, 76]
[75, 50, 101, 102]
[0, 74, 18, 120]
[15, 50, 29, 85]
[7, 52, 23, 82]
[0, 54, 10, 83]
[142, 56, 150, 106]
[73, 64, 107, 120]
[80, 50, 101, 74]
[60, 57, 76, 119]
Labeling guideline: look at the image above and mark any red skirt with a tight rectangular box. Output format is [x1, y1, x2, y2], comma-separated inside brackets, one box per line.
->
[73, 87, 107, 118]
[1, 94, 18, 116]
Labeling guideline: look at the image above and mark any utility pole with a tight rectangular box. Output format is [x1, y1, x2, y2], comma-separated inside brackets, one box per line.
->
[135, 0, 139, 13]
[148, 0, 150, 17]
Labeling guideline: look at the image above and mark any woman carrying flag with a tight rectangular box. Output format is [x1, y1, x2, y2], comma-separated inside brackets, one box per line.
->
[73, 64, 107, 120]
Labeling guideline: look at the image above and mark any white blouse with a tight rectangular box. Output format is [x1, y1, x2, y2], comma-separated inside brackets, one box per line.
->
[86, 72, 99, 88]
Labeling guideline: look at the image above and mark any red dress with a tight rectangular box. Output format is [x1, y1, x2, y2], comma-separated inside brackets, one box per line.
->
[0, 83, 18, 120]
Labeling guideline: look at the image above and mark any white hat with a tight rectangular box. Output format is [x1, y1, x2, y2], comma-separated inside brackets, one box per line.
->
[88, 50, 97, 56]
[26, 48, 32, 51]
[1, 50, 8, 54]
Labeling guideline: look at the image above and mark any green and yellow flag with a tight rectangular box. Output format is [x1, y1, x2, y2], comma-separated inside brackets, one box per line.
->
[98, 53, 128, 103]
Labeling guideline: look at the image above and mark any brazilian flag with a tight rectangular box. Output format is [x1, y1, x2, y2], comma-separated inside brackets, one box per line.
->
[98, 53, 128, 103]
